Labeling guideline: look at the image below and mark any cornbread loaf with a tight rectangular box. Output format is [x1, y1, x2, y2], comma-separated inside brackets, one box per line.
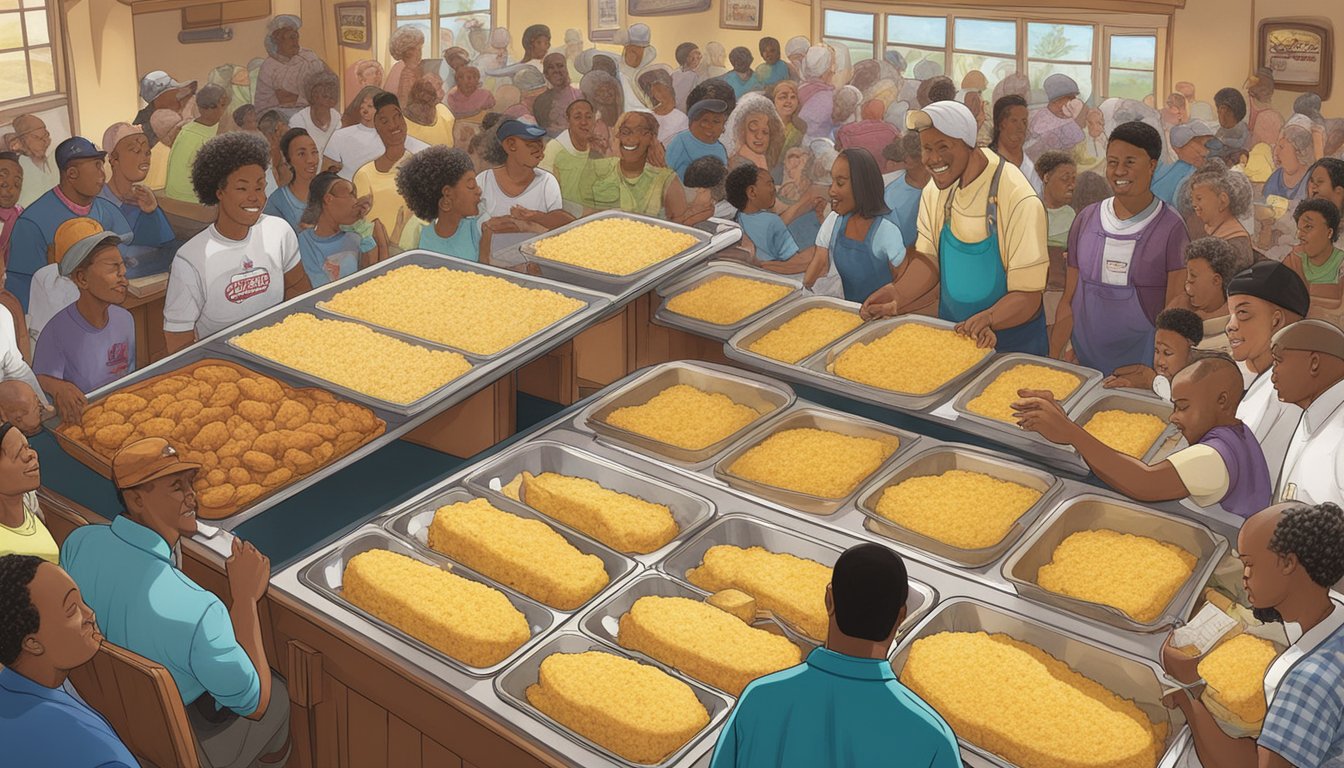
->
[526, 651, 710, 764]
[1037, 530, 1197, 623]
[531, 218, 699, 275]
[618, 596, 803, 695]
[727, 427, 899, 499]
[687, 545, 831, 640]
[706, 589, 757, 624]
[1199, 635, 1279, 725]
[831, 323, 989, 394]
[1084, 410, 1168, 458]
[604, 384, 761, 451]
[746, 307, 863, 364]
[902, 631, 1166, 768]
[231, 313, 472, 404]
[875, 470, 1042, 550]
[664, 275, 794, 325]
[342, 550, 530, 667]
[319, 265, 584, 355]
[967, 364, 1082, 423]
[427, 498, 609, 610]
[505, 472, 680, 554]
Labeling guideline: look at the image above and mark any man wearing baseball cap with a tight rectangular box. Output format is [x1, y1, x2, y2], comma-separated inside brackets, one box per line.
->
[667, 98, 730, 181]
[133, 70, 197, 149]
[62, 438, 291, 768]
[1152, 120, 1221, 206]
[1026, 74, 1086, 160]
[1270, 320, 1344, 508]
[478, 118, 572, 238]
[862, 100, 1050, 356]
[614, 23, 656, 110]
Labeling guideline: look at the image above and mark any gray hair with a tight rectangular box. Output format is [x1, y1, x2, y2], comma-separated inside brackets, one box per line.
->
[832, 85, 861, 122]
[1184, 236, 1245, 290]
[721, 92, 783, 160]
[305, 71, 340, 104]
[195, 83, 229, 110]
[1281, 124, 1316, 167]
[1186, 158, 1253, 218]
[389, 25, 426, 62]
[264, 15, 301, 56]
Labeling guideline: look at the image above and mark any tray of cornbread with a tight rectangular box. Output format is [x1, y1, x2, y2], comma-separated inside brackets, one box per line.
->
[1065, 388, 1182, 465]
[723, 294, 864, 376]
[298, 527, 558, 676]
[855, 444, 1064, 568]
[711, 405, 920, 515]
[54, 357, 386, 520]
[460, 440, 715, 565]
[1000, 493, 1229, 633]
[582, 361, 795, 467]
[949, 352, 1103, 454]
[891, 598, 1187, 768]
[652, 261, 801, 342]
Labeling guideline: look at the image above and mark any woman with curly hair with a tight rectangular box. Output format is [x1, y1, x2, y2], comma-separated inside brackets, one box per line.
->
[1181, 158, 1256, 267]
[1265, 123, 1317, 202]
[583, 111, 686, 219]
[323, 85, 384, 180]
[396, 146, 491, 263]
[296, 171, 388, 285]
[263, 127, 322, 231]
[722, 92, 783, 173]
[384, 25, 427, 106]
[163, 132, 310, 352]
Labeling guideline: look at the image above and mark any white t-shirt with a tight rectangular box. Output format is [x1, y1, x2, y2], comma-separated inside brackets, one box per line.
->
[164, 215, 301, 339]
[812, 211, 905, 299]
[1276, 378, 1344, 508]
[289, 106, 343, 157]
[0, 304, 45, 403]
[324, 126, 430, 181]
[26, 264, 80, 347]
[477, 168, 564, 220]
[654, 110, 690, 145]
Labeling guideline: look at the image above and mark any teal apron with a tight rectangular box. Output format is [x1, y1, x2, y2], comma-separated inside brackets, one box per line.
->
[829, 213, 892, 303]
[937, 160, 1048, 355]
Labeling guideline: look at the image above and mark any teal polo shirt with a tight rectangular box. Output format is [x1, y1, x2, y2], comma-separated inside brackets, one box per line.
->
[60, 516, 262, 715]
[710, 647, 961, 768]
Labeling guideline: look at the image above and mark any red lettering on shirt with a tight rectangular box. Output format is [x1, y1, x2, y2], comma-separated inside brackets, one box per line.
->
[225, 268, 272, 303]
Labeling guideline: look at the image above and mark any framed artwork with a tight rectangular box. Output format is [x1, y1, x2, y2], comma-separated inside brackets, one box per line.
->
[1258, 19, 1333, 98]
[334, 2, 372, 50]
[589, 0, 624, 42]
[720, 0, 762, 31]
[629, 0, 712, 16]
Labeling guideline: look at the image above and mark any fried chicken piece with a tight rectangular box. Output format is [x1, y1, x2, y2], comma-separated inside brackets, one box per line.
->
[64, 426, 85, 441]
[298, 423, 340, 441]
[217, 439, 249, 459]
[310, 390, 337, 404]
[174, 383, 205, 403]
[283, 430, 324, 452]
[89, 411, 126, 430]
[312, 442, 335, 463]
[148, 376, 191, 396]
[199, 484, 237, 509]
[193, 365, 242, 385]
[237, 399, 273, 423]
[312, 404, 339, 425]
[137, 418, 176, 439]
[336, 431, 364, 451]
[252, 433, 285, 458]
[147, 394, 176, 414]
[128, 411, 153, 427]
[208, 382, 241, 408]
[161, 400, 204, 422]
[205, 468, 227, 486]
[282, 448, 317, 474]
[262, 468, 293, 488]
[94, 423, 135, 450]
[218, 456, 241, 471]
[227, 467, 252, 486]
[104, 393, 148, 416]
[274, 400, 310, 430]
[242, 451, 277, 473]
[238, 377, 284, 404]
[233, 484, 265, 506]
[190, 422, 229, 452]
[195, 406, 233, 426]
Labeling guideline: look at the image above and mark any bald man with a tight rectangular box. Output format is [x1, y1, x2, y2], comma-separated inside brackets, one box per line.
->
[1014, 354, 1272, 518]
[0, 380, 51, 437]
[1270, 319, 1344, 508]
[1162, 502, 1344, 767]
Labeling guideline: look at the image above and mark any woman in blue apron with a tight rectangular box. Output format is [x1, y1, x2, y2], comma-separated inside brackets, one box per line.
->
[805, 148, 906, 302]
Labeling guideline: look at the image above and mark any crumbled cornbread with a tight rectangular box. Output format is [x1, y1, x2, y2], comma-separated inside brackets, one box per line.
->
[687, 545, 831, 641]
[1084, 410, 1168, 459]
[705, 589, 757, 624]
[664, 275, 794, 326]
[232, 313, 471, 404]
[530, 218, 700, 275]
[967, 364, 1082, 423]
[746, 307, 863, 364]
[902, 632, 1166, 768]
[319, 265, 584, 355]
[875, 470, 1043, 550]
[1037, 530, 1197, 623]
[428, 498, 609, 610]
[727, 427, 899, 499]
[831, 323, 989, 395]
[604, 384, 761, 451]
[503, 472, 679, 554]
[618, 596, 803, 695]
[1199, 635, 1278, 725]
[342, 549, 529, 667]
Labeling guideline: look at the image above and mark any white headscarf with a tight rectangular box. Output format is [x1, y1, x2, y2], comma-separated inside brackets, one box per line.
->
[802, 46, 832, 80]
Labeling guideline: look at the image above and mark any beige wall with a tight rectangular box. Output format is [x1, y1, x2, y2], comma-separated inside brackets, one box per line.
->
[65, 0, 140, 137]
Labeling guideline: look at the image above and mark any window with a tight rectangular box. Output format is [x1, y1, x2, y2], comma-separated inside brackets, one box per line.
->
[393, 0, 493, 63]
[0, 0, 58, 106]
[823, 10, 877, 67]
[952, 18, 1017, 95]
[1108, 35, 1157, 101]
[1027, 23, 1094, 103]
[886, 14, 946, 79]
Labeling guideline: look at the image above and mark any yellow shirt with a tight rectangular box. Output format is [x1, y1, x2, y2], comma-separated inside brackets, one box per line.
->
[352, 154, 414, 234]
[146, 142, 171, 191]
[0, 492, 59, 564]
[915, 148, 1049, 293]
[405, 104, 456, 148]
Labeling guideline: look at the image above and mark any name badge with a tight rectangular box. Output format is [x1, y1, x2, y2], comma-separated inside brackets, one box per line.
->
[1102, 259, 1130, 286]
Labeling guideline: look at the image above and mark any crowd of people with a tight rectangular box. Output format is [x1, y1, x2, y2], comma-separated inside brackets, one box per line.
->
[1, 12, 1344, 768]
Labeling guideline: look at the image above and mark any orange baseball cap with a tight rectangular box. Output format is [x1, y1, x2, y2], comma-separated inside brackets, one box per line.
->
[112, 438, 201, 490]
[53, 217, 128, 275]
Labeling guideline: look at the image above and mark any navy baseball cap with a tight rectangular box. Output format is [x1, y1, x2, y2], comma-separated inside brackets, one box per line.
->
[496, 119, 547, 141]
[55, 137, 106, 171]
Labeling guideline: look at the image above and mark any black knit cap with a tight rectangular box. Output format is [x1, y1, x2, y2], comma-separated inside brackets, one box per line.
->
[1226, 260, 1310, 318]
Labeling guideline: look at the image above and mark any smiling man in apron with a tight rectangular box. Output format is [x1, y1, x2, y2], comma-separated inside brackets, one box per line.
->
[1160, 502, 1344, 768]
[1050, 121, 1189, 373]
[859, 101, 1049, 355]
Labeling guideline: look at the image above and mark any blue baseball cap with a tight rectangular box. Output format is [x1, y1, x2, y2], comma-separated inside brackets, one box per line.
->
[55, 137, 106, 172]
[496, 119, 547, 142]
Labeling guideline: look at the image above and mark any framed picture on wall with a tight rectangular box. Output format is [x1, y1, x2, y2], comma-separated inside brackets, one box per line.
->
[590, 0, 624, 42]
[720, 0, 762, 31]
[629, 0, 712, 16]
[334, 2, 372, 50]
[1258, 19, 1333, 99]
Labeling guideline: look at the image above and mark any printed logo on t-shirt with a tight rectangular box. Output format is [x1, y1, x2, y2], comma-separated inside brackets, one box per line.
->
[106, 342, 129, 377]
[225, 257, 271, 304]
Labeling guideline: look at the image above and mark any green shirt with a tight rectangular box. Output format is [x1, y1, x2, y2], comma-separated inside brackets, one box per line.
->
[585, 158, 676, 218]
[163, 121, 219, 203]
[1302, 247, 1344, 285]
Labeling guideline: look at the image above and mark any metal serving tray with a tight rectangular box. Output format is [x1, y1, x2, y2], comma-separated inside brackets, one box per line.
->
[516, 210, 715, 295]
[577, 572, 818, 696]
[297, 527, 558, 677]
[1001, 493, 1229, 633]
[652, 261, 802, 342]
[658, 513, 936, 641]
[711, 406, 920, 515]
[494, 632, 732, 768]
[1068, 388, 1182, 465]
[889, 598, 1188, 768]
[855, 445, 1064, 568]
[383, 486, 638, 613]
[583, 361, 795, 467]
[802, 315, 997, 412]
[949, 352, 1103, 452]
[723, 294, 864, 373]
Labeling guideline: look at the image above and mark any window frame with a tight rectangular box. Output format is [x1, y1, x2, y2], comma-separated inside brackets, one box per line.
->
[0, 0, 67, 116]
[1103, 30, 1159, 103]
[391, 0, 496, 66]
[822, 8, 880, 63]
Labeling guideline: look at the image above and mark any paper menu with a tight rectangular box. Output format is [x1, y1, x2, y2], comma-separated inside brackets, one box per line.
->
[1172, 602, 1241, 656]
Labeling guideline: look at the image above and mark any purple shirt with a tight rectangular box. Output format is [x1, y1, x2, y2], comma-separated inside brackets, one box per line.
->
[1202, 423, 1272, 519]
[1067, 200, 1188, 324]
[33, 303, 135, 393]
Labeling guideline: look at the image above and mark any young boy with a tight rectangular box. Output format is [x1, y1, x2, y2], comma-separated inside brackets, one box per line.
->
[666, 99, 729, 181]
[726, 163, 826, 284]
[681, 156, 729, 226]
[1104, 307, 1204, 396]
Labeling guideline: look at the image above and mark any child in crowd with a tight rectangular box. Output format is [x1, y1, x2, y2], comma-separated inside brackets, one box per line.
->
[1176, 236, 1243, 355]
[680, 156, 731, 225]
[666, 99, 730, 181]
[726, 162, 825, 283]
[397, 146, 491, 263]
[263, 128, 321, 231]
[297, 172, 387, 287]
[1103, 307, 1204, 396]
[1282, 198, 1344, 318]
[446, 66, 495, 124]
[1037, 150, 1077, 329]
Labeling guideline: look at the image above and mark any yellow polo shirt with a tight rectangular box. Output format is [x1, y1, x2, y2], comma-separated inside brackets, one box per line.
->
[0, 492, 59, 563]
